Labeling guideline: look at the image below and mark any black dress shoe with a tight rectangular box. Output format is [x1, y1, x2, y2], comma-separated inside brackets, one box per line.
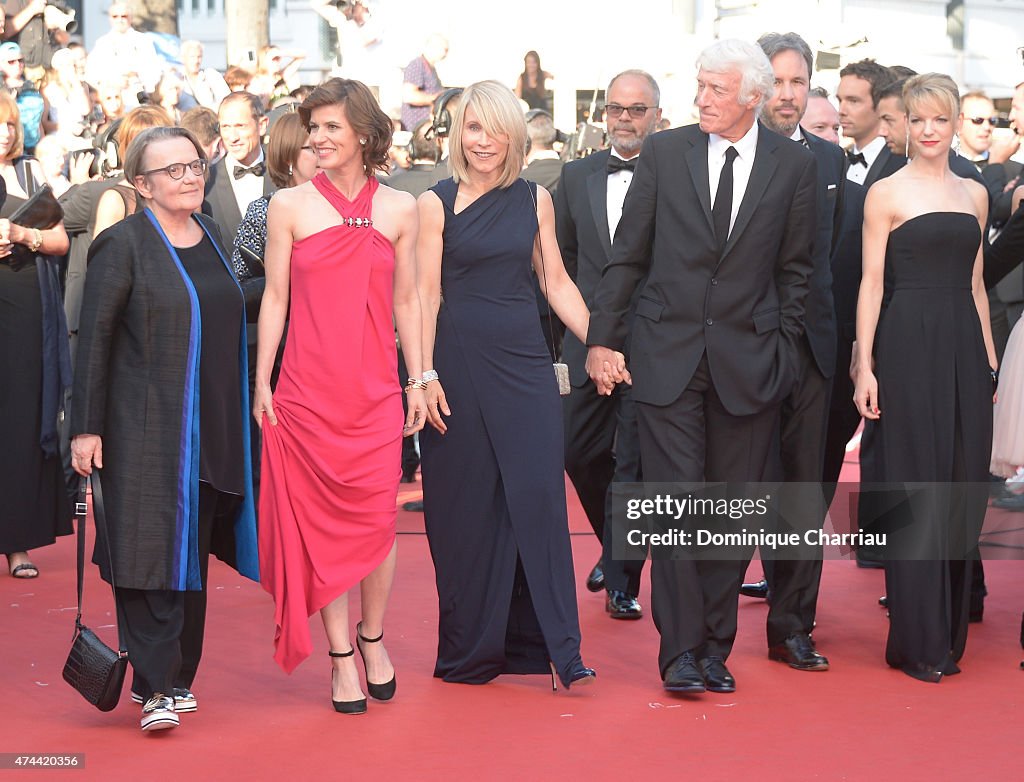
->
[769, 633, 830, 671]
[402, 500, 424, 512]
[739, 579, 769, 600]
[878, 595, 888, 608]
[585, 560, 605, 593]
[605, 590, 643, 620]
[663, 651, 705, 693]
[993, 493, 1024, 511]
[698, 656, 735, 693]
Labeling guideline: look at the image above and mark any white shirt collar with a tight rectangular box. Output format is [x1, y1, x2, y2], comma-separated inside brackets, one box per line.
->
[790, 127, 803, 143]
[228, 148, 265, 171]
[854, 135, 886, 163]
[708, 120, 759, 161]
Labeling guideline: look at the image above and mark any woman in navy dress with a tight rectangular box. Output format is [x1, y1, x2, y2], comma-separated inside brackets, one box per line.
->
[416, 81, 624, 688]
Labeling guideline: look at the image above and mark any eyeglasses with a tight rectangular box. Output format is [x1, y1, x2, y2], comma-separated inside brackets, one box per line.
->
[605, 104, 657, 119]
[966, 116, 998, 126]
[5, 58, 23, 65]
[139, 159, 207, 180]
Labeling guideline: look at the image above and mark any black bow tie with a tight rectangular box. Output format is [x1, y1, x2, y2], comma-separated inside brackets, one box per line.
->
[846, 149, 867, 167]
[233, 162, 265, 179]
[607, 156, 637, 175]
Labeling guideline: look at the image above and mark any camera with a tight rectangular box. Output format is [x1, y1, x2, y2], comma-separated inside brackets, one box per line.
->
[44, 2, 78, 34]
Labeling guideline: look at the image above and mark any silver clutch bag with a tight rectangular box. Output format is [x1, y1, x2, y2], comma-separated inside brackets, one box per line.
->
[553, 362, 570, 396]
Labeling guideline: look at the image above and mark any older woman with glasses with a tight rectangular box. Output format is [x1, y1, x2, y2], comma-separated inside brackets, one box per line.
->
[70, 126, 258, 732]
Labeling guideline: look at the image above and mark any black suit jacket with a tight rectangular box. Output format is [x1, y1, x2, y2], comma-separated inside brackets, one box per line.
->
[588, 122, 818, 415]
[980, 159, 1023, 228]
[863, 144, 906, 189]
[556, 148, 614, 385]
[202, 155, 274, 244]
[801, 130, 846, 378]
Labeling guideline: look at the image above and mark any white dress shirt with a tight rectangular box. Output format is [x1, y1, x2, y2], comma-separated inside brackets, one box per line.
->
[845, 135, 886, 185]
[606, 149, 637, 241]
[708, 121, 759, 237]
[227, 150, 266, 216]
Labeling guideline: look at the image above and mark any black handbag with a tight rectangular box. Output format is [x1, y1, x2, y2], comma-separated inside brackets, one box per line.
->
[8, 177, 64, 263]
[62, 471, 128, 712]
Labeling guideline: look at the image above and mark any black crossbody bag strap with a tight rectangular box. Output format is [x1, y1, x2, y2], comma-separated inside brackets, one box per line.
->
[75, 472, 127, 654]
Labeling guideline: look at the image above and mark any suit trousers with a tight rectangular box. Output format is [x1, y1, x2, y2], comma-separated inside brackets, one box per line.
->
[117, 483, 228, 700]
[563, 382, 645, 593]
[639, 354, 778, 675]
[761, 337, 832, 646]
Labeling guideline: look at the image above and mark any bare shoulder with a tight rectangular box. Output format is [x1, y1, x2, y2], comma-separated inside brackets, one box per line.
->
[375, 181, 417, 215]
[863, 175, 900, 214]
[959, 176, 988, 210]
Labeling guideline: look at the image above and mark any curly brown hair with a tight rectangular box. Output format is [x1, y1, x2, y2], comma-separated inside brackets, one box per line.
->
[298, 78, 391, 176]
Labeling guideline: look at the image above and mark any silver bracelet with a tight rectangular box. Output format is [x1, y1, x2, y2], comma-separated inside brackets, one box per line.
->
[422, 370, 439, 383]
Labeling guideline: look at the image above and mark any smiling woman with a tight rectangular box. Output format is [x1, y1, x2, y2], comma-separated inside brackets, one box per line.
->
[254, 78, 424, 715]
[70, 126, 258, 732]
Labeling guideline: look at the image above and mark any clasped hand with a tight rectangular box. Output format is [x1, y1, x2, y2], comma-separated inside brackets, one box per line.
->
[585, 346, 632, 396]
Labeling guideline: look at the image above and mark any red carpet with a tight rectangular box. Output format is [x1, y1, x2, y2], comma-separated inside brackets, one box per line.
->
[3, 462, 1022, 779]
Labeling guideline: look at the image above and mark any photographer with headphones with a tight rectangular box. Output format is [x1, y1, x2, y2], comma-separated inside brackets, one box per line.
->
[425, 86, 461, 185]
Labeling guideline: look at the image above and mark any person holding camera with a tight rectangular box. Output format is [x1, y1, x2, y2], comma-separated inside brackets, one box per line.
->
[3, 0, 60, 76]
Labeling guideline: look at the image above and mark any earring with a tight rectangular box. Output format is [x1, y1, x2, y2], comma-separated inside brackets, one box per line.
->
[360, 138, 367, 146]
[288, 164, 293, 176]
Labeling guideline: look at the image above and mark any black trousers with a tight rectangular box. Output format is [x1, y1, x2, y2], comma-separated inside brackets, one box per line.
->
[640, 355, 778, 675]
[563, 380, 644, 594]
[115, 483, 229, 701]
[761, 339, 832, 646]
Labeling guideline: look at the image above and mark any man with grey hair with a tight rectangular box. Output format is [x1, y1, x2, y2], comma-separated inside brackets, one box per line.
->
[734, 31, 847, 673]
[521, 110, 563, 193]
[587, 39, 817, 694]
[555, 70, 661, 619]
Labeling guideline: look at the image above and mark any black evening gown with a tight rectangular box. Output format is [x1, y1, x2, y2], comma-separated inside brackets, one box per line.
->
[0, 194, 73, 555]
[874, 211, 992, 680]
[420, 178, 585, 687]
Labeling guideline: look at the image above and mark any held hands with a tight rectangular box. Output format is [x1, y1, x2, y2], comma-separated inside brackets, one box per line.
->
[71, 434, 103, 477]
[424, 380, 451, 434]
[585, 346, 632, 396]
[853, 369, 880, 420]
[253, 383, 277, 429]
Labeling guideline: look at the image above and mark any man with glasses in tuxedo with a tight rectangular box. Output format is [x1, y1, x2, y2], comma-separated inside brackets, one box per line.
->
[555, 70, 661, 619]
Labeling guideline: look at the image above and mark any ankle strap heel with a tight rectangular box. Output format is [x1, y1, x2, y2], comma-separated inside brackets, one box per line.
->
[328, 648, 355, 658]
[355, 622, 396, 701]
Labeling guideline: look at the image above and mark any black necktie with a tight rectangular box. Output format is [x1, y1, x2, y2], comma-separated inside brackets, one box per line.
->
[846, 149, 866, 167]
[712, 146, 738, 256]
[234, 162, 266, 179]
[606, 156, 637, 175]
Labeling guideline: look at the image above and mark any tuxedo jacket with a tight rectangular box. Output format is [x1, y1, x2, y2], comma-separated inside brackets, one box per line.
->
[981, 159, 1023, 228]
[801, 130, 846, 378]
[202, 155, 274, 244]
[587, 122, 817, 415]
[863, 145, 906, 189]
[555, 148, 615, 386]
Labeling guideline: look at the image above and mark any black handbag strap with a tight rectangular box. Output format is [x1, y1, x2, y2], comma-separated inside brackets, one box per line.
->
[75, 471, 127, 654]
[525, 181, 559, 361]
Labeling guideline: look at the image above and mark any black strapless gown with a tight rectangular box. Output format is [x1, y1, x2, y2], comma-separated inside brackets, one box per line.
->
[874, 212, 992, 681]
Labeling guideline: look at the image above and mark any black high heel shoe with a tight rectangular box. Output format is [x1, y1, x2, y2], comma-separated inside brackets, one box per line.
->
[549, 662, 597, 691]
[328, 649, 367, 714]
[355, 622, 396, 701]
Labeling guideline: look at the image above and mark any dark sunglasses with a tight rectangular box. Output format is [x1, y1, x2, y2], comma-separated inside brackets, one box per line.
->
[605, 104, 657, 120]
[966, 116, 998, 126]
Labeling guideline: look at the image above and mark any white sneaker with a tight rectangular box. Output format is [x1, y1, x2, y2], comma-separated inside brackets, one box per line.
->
[140, 694, 179, 732]
[1006, 467, 1024, 495]
[132, 688, 197, 713]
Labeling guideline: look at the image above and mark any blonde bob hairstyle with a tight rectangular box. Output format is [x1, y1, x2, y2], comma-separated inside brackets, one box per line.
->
[903, 73, 960, 122]
[448, 80, 527, 190]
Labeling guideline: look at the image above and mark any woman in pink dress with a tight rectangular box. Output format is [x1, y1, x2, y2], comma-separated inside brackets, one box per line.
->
[254, 78, 425, 714]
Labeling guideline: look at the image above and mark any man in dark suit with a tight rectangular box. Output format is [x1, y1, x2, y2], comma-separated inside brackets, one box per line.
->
[203, 91, 273, 245]
[555, 70, 661, 618]
[734, 32, 846, 672]
[388, 119, 439, 198]
[587, 40, 817, 694]
[838, 60, 904, 189]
